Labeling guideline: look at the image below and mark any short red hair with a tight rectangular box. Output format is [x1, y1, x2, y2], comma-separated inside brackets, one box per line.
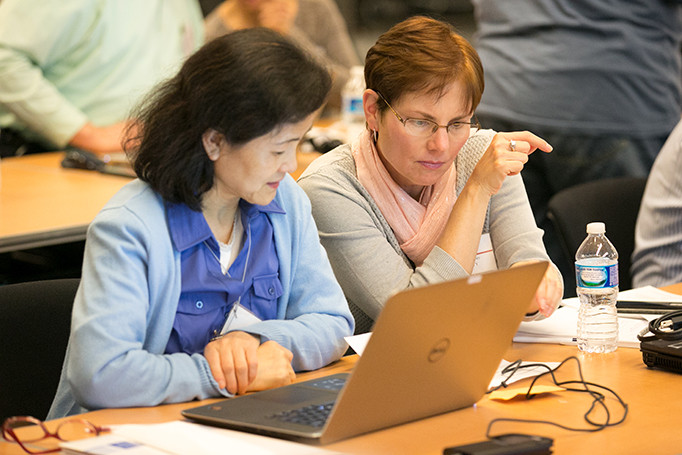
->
[365, 16, 484, 115]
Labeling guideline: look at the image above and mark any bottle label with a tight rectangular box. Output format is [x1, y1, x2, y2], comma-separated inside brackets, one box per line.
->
[345, 97, 363, 114]
[575, 263, 619, 288]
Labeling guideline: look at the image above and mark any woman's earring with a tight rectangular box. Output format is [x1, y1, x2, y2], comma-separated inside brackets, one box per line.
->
[373, 129, 378, 143]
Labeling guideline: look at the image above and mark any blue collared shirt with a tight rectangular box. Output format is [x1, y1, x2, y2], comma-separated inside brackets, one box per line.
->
[164, 199, 285, 355]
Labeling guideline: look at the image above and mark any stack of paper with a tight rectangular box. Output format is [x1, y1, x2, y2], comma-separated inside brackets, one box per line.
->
[514, 306, 648, 348]
[514, 286, 682, 348]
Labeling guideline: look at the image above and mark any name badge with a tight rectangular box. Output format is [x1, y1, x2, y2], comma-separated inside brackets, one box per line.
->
[220, 302, 262, 335]
[472, 233, 497, 274]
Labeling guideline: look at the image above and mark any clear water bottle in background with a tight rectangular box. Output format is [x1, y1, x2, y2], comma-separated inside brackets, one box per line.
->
[341, 65, 366, 141]
[575, 222, 619, 353]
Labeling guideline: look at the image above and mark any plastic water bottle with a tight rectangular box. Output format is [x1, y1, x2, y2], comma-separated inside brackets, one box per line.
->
[341, 65, 366, 141]
[575, 222, 619, 353]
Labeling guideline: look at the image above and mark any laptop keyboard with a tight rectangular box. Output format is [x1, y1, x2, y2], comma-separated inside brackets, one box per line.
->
[267, 376, 347, 428]
[269, 401, 335, 428]
[306, 376, 347, 391]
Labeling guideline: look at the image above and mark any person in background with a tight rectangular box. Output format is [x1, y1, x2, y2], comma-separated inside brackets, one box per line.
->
[199, 0, 224, 16]
[470, 0, 682, 283]
[298, 16, 563, 334]
[204, 0, 360, 114]
[48, 28, 353, 418]
[0, 0, 204, 157]
[632, 118, 682, 288]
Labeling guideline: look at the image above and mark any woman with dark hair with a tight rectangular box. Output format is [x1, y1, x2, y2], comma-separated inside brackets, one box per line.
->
[48, 28, 354, 418]
[298, 17, 563, 334]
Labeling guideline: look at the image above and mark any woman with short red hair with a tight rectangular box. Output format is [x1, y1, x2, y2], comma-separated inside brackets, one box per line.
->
[299, 17, 563, 334]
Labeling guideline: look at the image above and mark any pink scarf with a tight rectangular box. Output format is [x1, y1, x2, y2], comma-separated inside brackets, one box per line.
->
[352, 130, 457, 266]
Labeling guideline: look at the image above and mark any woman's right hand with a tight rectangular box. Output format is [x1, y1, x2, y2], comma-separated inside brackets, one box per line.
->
[204, 331, 294, 395]
[469, 131, 553, 196]
[247, 340, 296, 392]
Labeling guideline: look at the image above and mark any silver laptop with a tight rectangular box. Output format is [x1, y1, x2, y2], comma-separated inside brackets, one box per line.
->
[182, 261, 548, 444]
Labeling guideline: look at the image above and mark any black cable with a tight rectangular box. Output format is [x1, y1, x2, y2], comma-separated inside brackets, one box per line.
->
[484, 356, 628, 438]
[488, 359, 525, 392]
[637, 310, 682, 342]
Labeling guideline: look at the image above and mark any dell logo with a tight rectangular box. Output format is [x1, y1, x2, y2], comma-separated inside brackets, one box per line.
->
[428, 338, 451, 363]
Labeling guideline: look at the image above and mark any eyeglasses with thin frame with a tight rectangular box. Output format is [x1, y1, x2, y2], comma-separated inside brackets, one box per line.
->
[2, 416, 109, 454]
[375, 91, 480, 138]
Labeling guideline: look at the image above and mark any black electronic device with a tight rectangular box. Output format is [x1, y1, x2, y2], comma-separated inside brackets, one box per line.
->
[443, 433, 553, 455]
[638, 310, 682, 374]
[640, 338, 682, 373]
[61, 148, 135, 178]
[61, 148, 105, 171]
[616, 300, 682, 314]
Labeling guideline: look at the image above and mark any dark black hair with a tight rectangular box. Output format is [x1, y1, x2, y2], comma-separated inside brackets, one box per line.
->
[126, 27, 331, 210]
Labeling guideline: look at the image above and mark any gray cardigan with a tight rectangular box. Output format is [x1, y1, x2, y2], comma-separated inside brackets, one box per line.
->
[298, 130, 556, 333]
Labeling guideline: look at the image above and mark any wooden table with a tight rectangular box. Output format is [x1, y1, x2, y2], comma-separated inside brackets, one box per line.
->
[0, 153, 130, 253]
[1, 342, 680, 455]
[3, 283, 682, 455]
[0, 151, 321, 253]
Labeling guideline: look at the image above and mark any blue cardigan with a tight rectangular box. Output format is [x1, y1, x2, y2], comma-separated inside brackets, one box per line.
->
[48, 176, 354, 418]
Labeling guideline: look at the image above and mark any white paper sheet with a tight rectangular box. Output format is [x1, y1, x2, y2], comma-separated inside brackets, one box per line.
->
[616, 285, 682, 303]
[61, 421, 343, 455]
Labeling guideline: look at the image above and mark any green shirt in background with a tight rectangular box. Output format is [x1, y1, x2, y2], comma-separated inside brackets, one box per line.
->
[0, 0, 204, 148]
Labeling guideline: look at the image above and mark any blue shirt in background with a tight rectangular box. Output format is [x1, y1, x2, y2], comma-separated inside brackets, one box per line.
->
[472, 0, 682, 137]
